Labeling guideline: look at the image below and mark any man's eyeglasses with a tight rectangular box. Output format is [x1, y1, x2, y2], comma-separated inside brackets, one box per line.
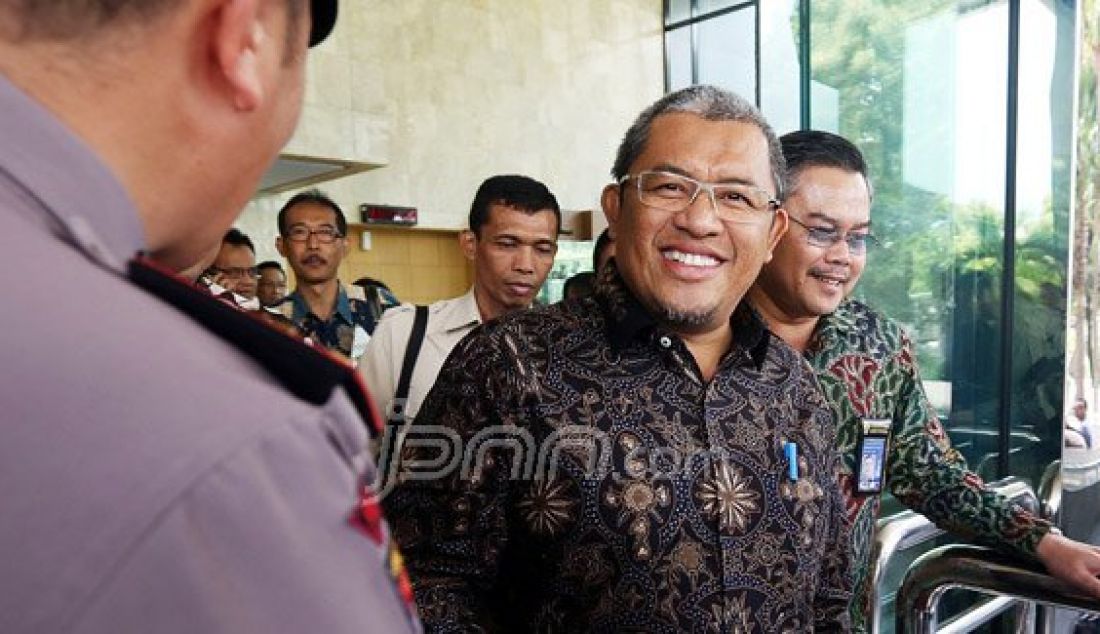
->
[210, 266, 259, 279]
[619, 170, 779, 223]
[285, 225, 343, 244]
[788, 216, 876, 254]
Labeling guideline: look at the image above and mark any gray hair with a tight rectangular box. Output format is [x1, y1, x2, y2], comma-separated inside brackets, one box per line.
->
[611, 85, 786, 199]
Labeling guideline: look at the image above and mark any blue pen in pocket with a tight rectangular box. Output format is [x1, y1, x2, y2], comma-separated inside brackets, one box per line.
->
[784, 441, 798, 481]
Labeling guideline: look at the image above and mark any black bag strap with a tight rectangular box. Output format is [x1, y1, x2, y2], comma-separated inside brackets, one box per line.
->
[391, 305, 428, 422]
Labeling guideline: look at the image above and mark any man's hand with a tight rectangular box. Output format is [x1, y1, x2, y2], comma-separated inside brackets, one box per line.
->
[1036, 531, 1100, 599]
[210, 269, 237, 293]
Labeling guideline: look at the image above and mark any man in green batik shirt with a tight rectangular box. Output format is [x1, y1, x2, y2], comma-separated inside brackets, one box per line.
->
[748, 129, 1100, 630]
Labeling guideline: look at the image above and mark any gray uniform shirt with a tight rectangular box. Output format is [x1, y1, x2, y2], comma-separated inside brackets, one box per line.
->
[0, 74, 420, 633]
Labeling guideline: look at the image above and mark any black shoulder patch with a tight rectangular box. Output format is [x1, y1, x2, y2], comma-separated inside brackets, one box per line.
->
[127, 257, 381, 437]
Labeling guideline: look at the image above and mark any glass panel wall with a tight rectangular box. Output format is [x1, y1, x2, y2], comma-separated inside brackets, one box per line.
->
[666, 0, 1078, 628]
[663, 1, 759, 101]
[1010, 0, 1075, 485]
[665, 26, 693, 91]
[695, 8, 756, 99]
[758, 0, 801, 134]
[809, 1, 1011, 478]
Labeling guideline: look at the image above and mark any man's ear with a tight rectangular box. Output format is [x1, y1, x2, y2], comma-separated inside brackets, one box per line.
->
[765, 208, 790, 262]
[601, 184, 622, 234]
[276, 235, 287, 257]
[211, 0, 267, 111]
[459, 230, 478, 262]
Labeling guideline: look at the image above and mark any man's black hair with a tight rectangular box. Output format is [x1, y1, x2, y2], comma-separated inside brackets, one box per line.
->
[593, 227, 613, 272]
[563, 271, 596, 300]
[223, 228, 255, 254]
[779, 130, 873, 200]
[257, 260, 285, 274]
[468, 175, 561, 237]
[277, 189, 347, 237]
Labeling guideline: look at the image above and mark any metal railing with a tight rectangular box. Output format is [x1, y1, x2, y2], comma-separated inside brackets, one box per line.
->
[866, 476, 1040, 634]
[1037, 460, 1061, 521]
[894, 544, 1100, 634]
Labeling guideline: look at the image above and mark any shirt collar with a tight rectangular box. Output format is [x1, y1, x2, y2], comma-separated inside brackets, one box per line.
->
[807, 299, 858, 355]
[444, 287, 482, 333]
[0, 74, 145, 273]
[334, 284, 355, 323]
[288, 283, 354, 323]
[595, 261, 770, 368]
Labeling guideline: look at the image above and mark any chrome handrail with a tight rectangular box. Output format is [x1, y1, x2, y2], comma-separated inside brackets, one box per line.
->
[895, 544, 1100, 634]
[1037, 459, 1062, 521]
[936, 595, 1020, 634]
[867, 476, 1039, 634]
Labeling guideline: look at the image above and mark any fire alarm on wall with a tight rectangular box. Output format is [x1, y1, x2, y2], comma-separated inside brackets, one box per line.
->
[359, 203, 418, 226]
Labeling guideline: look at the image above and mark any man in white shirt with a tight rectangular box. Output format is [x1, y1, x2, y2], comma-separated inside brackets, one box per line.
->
[359, 174, 560, 439]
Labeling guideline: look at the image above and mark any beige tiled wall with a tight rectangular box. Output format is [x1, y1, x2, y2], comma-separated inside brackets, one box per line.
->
[341, 226, 473, 304]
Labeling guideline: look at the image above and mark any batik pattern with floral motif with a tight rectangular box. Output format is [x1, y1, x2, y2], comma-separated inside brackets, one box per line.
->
[383, 267, 853, 633]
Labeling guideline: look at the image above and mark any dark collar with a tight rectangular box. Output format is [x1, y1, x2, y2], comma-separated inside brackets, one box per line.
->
[807, 299, 860, 355]
[595, 261, 770, 369]
[128, 257, 381, 437]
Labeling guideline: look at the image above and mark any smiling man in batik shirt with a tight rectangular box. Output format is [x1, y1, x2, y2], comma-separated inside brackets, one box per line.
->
[748, 129, 1100, 631]
[383, 86, 853, 632]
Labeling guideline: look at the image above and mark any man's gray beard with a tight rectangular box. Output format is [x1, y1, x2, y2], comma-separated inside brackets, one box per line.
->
[656, 303, 718, 329]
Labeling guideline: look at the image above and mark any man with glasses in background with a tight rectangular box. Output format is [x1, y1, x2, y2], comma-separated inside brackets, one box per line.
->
[200, 228, 261, 309]
[748, 129, 1100, 630]
[277, 189, 376, 363]
[256, 260, 289, 308]
[384, 86, 852, 631]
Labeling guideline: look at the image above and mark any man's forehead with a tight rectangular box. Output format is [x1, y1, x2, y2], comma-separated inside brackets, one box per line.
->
[287, 202, 338, 225]
[797, 210, 872, 228]
[634, 114, 772, 185]
[484, 204, 559, 236]
[786, 172, 872, 226]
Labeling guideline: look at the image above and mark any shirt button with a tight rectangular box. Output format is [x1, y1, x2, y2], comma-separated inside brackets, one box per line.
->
[658, 336, 672, 348]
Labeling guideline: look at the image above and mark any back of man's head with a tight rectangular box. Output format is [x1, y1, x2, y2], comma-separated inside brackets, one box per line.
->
[0, 0, 337, 271]
[0, 1, 333, 45]
[779, 130, 873, 200]
[469, 175, 561, 237]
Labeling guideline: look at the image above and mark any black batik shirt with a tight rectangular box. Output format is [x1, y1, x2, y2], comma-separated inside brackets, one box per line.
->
[382, 267, 853, 633]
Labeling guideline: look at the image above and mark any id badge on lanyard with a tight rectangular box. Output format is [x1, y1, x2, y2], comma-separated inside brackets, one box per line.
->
[855, 418, 891, 494]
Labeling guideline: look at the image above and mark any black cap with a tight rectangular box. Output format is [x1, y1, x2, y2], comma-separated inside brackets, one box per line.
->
[309, 0, 337, 47]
